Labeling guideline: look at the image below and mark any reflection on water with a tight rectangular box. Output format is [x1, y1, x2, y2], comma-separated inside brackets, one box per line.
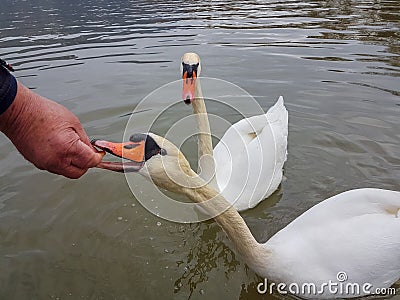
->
[0, 0, 399, 299]
[173, 223, 240, 298]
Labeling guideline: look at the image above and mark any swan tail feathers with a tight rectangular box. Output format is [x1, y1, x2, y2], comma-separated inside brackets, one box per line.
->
[266, 96, 288, 132]
[268, 95, 288, 164]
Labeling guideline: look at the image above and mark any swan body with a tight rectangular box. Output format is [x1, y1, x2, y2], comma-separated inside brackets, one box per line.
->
[93, 134, 400, 299]
[181, 53, 288, 211]
[260, 188, 400, 294]
[213, 96, 288, 211]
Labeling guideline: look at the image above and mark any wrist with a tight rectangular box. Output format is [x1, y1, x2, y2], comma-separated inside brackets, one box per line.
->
[0, 82, 35, 135]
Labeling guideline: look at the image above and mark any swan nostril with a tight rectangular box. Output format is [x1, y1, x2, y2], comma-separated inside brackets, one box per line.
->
[184, 96, 191, 104]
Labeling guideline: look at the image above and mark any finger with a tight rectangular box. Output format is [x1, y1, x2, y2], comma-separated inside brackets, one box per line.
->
[69, 119, 99, 152]
[70, 140, 104, 169]
[61, 164, 87, 179]
[72, 123, 93, 147]
[44, 161, 87, 179]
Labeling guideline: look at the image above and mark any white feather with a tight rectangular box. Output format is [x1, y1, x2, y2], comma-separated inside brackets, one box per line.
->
[214, 96, 288, 211]
[261, 188, 400, 298]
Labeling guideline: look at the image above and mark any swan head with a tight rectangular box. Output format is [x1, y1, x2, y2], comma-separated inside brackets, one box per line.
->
[181, 52, 201, 105]
[92, 133, 197, 193]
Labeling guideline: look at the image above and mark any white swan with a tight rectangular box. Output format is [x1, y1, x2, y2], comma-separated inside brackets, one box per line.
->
[181, 52, 288, 211]
[93, 134, 400, 299]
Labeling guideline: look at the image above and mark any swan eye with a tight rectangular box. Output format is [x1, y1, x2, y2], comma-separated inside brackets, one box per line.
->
[160, 148, 167, 156]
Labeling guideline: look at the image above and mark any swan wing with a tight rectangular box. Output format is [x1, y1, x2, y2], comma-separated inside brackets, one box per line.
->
[213, 96, 288, 211]
[265, 188, 400, 298]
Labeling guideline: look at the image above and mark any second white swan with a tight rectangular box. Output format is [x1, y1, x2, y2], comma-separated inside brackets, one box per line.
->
[181, 52, 288, 211]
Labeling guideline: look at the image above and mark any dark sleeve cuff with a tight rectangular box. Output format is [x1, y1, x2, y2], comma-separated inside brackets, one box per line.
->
[0, 66, 17, 115]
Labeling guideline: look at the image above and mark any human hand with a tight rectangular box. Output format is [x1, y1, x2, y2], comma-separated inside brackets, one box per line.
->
[0, 83, 103, 178]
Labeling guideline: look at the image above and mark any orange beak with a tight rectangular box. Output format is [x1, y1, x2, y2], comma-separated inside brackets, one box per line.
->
[91, 139, 146, 172]
[182, 69, 197, 104]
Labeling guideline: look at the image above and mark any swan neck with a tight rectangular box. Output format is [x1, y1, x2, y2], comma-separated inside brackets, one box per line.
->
[184, 179, 267, 265]
[192, 80, 218, 190]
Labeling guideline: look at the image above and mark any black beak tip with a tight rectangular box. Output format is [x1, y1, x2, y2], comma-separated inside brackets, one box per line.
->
[184, 97, 191, 105]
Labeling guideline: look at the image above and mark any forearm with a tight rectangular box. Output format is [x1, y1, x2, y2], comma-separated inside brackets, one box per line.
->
[0, 65, 54, 143]
[0, 81, 37, 136]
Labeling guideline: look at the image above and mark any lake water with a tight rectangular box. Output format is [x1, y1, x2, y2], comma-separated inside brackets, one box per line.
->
[0, 0, 399, 299]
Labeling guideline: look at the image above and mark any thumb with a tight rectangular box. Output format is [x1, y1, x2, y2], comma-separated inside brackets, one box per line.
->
[73, 124, 100, 152]
[70, 139, 104, 170]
